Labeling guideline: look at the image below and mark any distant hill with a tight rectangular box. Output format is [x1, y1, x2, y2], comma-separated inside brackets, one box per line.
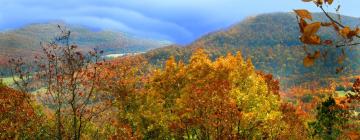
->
[144, 13, 360, 89]
[0, 22, 171, 65]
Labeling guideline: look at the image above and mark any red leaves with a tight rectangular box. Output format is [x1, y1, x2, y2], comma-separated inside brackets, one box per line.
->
[323, 40, 333, 45]
[0, 86, 39, 137]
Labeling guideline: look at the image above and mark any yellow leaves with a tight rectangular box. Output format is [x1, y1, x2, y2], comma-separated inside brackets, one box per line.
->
[294, 9, 312, 20]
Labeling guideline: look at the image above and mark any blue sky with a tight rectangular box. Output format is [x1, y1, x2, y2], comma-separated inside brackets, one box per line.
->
[1, 0, 360, 44]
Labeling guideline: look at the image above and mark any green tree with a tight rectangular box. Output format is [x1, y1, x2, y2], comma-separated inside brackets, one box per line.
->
[309, 96, 348, 139]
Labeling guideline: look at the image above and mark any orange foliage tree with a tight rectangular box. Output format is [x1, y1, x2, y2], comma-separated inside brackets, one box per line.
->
[0, 81, 49, 139]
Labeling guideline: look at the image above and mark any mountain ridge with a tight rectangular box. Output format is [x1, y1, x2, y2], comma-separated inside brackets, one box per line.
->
[143, 12, 360, 89]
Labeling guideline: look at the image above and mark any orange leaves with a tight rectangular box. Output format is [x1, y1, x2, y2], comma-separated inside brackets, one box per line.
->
[304, 22, 321, 36]
[294, 4, 356, 70]
[300, 35, 321, 45]
[340, 26, 351, 38]
[313, 50, 321, 59]
[348, 28, 360, 38]
[294, 9, 323, 46]
[0, 85, 41, 138]
[299, 18, 308, 33]
[302, 0, 332, 6]
[325, 0, 333, 5]
[303, 55, 315, 67]
[300, 22, 322, 45]
[339, 26, 360, 39]
[303, 51, 320, 67]
[294, 9, 312, 20]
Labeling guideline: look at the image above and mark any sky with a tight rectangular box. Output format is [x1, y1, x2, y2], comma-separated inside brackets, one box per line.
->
[1, 0, 360, 44]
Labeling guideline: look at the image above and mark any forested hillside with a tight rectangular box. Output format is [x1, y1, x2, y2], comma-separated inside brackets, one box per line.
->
[1, 0, 360, 139]
[144, 13, 360, 89]
[0, 22, 171, 74]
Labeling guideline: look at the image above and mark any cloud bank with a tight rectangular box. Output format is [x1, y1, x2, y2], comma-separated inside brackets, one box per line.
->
[0, 0, 359, 44]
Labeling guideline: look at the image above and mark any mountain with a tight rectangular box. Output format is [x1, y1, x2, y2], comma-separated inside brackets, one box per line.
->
[0, 22, 171, 66]
[144, 13, 360, 89]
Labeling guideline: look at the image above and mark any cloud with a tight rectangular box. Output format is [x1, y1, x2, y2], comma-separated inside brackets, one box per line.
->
[0, 1, 194, 43]
[0, 0, 359, 44]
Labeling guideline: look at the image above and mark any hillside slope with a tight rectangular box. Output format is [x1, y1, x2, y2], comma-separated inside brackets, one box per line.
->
[0, 22, 171, 64]
[144, 13, 360, 89]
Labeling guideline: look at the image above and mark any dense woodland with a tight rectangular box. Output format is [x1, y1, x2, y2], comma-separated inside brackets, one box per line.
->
[1, 0, 360, 139]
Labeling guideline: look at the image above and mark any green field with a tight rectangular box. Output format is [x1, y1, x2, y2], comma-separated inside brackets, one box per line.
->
[0, 77, 15, 86]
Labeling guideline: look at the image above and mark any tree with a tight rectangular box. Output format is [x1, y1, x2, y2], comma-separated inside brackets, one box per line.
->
[9, 26, 111, 140]
[147, 49, 286, 139]
[0, 80, 50, 139]
[309, 96, 348, 139]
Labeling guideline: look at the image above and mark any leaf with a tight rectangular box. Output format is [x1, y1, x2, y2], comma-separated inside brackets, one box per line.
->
[302, 0, 313, 2]
[301, 35, 321, 45]
[347, 28, 360, 39]
[300, 22, 322, 45]
[315, 0, 324, 5]
[299, 18, 308, 33]
[294, 9, 313, 20]
[314, 51, 321, 59]
[304, 22, 321, 36]
[303, 55, 315, 67]
[340, 26, 351, 38]
[325, 0, 333, 5]
[323, 40, 333, 45]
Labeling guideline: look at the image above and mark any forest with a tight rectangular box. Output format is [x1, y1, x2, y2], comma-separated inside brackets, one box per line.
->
[1, 0, 360, 140]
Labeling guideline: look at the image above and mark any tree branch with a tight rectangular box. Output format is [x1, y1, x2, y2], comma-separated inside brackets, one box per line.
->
[336, 42, 360, 48]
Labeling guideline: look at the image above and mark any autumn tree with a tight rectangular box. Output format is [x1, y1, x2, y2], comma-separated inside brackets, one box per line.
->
[0, 80, 50, 139]
[9, 26, 111, 140]
[144, 49, 287, 139]
[99, 55, 151, 139]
